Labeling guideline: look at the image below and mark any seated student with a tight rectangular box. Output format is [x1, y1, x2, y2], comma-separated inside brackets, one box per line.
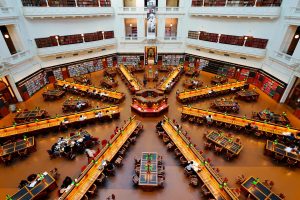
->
[244, 123, 252, 130]
[230, 87, 236, 91]
[176, 89, 180, 95]
[95, 111, 102, 118]
[185, 161, 194, 172]
[78, 115, 86, 121]
[208, 89, 214, 94]
[76, 102, 82, 109]
[232, 102, 239, 112]
[59, 121, 68, 132]
[286, 133, 296, 143]
[205, 115, 213, 125]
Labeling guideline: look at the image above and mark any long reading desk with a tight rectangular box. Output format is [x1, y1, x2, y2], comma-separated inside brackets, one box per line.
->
[118, 64, 142, 93]
[157, 66, 183, 92]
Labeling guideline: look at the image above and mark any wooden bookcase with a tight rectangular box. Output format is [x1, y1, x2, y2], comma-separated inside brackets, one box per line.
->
[59, 34, 83, 45]
[188, 31, 199, 40]
[35, 36, 58, 48]
[77, 0, 99, 7]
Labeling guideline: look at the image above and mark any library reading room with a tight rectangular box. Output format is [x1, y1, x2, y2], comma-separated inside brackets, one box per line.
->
[1, 0, 300, 200]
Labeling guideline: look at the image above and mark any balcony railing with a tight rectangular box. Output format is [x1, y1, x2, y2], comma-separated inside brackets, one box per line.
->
[270, 51, 300, 69]
[22, 6, 114, 18]
[189, 6, 280, 19]
[37, 38, 117, 57]
[285, 7, 300, 19]
[1, 50, 33, 66]
[0, 7, 18, 19]
[186, 38, 266, 58]
[118, 7, 184, 15]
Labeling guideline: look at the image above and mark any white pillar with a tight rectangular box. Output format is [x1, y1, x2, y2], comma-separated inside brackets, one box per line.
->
[46, 0, 49, 7]
[280, 75, 297, 103]
[98, 0, 101, 7]
[75, 0, 78, 7]
[6, 74, 23, 102]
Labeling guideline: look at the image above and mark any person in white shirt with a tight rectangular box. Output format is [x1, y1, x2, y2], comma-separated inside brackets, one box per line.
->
[79, 115, 86, 121]
[206, 115, 213, 125]
[85, 149, 96, 158]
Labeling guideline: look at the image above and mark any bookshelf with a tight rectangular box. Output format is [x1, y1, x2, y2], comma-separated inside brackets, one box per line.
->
[68, 64, 89, 77]
[199, 32, 218, 42]
[117, 56, 140, 66]
[35, 36, 58, 48]
[48, 0, 76, 7]
[104, 31, 114, 39]
[53, 68, 63, 80]
[204, 0, 226, 6]
[94, 58, 104, 71]
[23, 73, 48, 97]
[59, 34, 83, 45]
[100, 0, 111, 7]
[162, 55, 184, 66]
[188, 31, 199, 40]
[107, 57, 113, 67]
[84, 31, 103, 42]
[191, 0, 203, 6]
[245, 37, 268, 49]
[219, 34, 244, 46]
[77, 0, 99, 7]
[21, 0, 48, 6]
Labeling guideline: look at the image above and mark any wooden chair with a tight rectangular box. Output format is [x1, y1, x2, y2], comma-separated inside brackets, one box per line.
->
[189, 175, 199, 187]
[201, 184, 211, 196]
[81, 194, 89, 200]
[1, 154, 12, 165]
[87, 184, 97, 197]
[18, 148, 28, 158]
[224, 123, 232, 129]
[254, 131, 263, 137]
[274, 153, 284, 162]
[204, 142, 212, 150]
[96, 173, 106, 185]
[287, 158, 298, 167]
[132, 174, 139, 185]
[214, 145, 223, 155]
[225, 150, 235, 160]
[167, 142, 175, 151]
[180, 156, 188, 166]
[174, 148, 182, 157]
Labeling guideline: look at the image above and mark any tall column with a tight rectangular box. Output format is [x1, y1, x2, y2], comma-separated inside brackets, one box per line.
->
[6, 74, 23, 102]
[280, 75, 297, 103]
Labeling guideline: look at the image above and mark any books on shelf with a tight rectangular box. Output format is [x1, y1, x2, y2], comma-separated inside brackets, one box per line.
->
[117, 56, 140, 66]
[53, 68, 63, 80]
[24, 73, 48, 96]
[162, 55, 184, 66]
[188, 31, 199, 40]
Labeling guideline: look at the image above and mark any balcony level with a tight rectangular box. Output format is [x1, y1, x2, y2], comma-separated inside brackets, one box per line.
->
[37, 38, 117, 57]
[186, 38, 266, 58]
[1, 50, 33, 66]
[285, 7, 300, 20]
[269, 51, 300, 70]
[0, 7, 18, 20]
[117, 7, 185, 15]
[21, 0, 113, 19]
[189, 6, 280, 19]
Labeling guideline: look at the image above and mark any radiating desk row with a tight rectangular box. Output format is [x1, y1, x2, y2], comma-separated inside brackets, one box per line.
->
[118, 64, 142, 92]
[181, 106, 299, 138]
[177, 81, 247, 102]
[161, 116, 239, 200]
[55, 80, 125, 102]
[59, 116, 142, 200]
[0, 106, 120, 138]
[157, 66, 183, 92]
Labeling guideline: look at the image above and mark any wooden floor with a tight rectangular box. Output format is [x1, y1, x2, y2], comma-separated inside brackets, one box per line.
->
[0, 69, 300, 200]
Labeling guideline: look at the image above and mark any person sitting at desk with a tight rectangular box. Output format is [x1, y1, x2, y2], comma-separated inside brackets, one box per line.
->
[78, 115, 86, 121]
[176, 89, 180, 95]
[231, 87, 236, 92]
[59, 121, 68, 132]
[205, 115, 213, 125]
[95, 111, 102, 118]
[185, 161, 194, 172]
[208, 89, 214, 95]
[232, 102, 239, 112]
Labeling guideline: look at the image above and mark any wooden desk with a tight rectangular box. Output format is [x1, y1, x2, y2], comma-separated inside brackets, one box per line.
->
[100, 79, 118, 88]
[14, 110, 49, 123]
[177, 81, 247, 103]
[42, 90, 65, 101]
[55, 80, 125, 103]
[211, 99, 239, 113]
[185, 68, 199, 77]
[183, 78, 203, 89]
[211, 76, 228, 85]
[157, 66, 183, 92]
[145, 69, 158, 82]
[256, 112, 290, 126]
[10, 172, 57, 200]
[128, 65, 145, 73]
[206, 131, 243, 155]
[157, 65, 171, 72]
[135, 89, 164, 97]
[236, 90, 259, 102]
[73, 76, 91, 85]
[139, 152, 158, 189]
[62, 99, 89, 112]
[59, 116, 142, 200]
[104, 68, 117, 77]
[0, 106, 120, 138]
[0, 137, 35, 157]
[161, 116, 239, 200]
[181, 106, 300, 138]
[118, 64, 142, 92]
[241, 177, 282, 200]
[265, 140, 300, 163]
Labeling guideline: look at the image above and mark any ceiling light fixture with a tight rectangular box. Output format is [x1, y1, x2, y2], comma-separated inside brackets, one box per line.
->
[170, 24, 173, 27]
[130, 24, 132, 27]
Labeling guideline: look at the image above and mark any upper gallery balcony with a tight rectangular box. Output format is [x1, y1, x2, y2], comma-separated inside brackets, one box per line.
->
[21, 0, 114, 19]
[189, 0, 281, 19]
[35, 31, 116, 57]
[0, 6, 18, 20]
[270, 51, 300, 70]
[1, 50, 33, 66]
[285, 7, 300, 20]
[187, 31, 268, 58]
[117, 7, 184, 15]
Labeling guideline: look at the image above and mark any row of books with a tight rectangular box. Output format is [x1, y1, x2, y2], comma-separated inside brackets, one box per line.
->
[35, 31, 114, 48]
[21, 0, 111, 7]
[188, 31, 268, 49]
[191, 0, 281, 7]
